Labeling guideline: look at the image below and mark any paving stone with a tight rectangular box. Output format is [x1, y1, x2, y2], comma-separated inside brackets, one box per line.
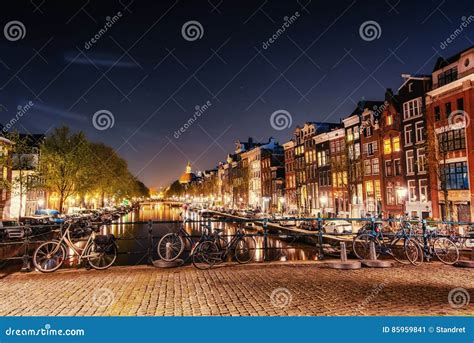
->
[0, 262, 472, 316]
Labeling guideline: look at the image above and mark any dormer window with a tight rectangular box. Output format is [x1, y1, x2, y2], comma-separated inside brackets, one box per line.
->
[438, 67, 458, 86]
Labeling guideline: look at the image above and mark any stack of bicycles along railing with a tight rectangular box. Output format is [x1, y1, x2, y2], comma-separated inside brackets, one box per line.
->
[352, 216, 472, 265]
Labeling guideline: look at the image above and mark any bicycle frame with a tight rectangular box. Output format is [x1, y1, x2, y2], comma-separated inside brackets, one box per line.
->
[51, 223, 97, 263]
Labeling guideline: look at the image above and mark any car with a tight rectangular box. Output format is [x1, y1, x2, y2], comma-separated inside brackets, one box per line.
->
[323, 220, 352, 234]
[34, 209, 65, 223]
[0, 219, 23, 241]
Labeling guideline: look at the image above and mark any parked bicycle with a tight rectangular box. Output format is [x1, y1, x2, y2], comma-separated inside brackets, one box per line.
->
[157, 219, 213, 261]
[352, 216, 418, 263]
[407, 222, 459, 265]
[192, 227, 257, 270]
[32, 219, 117, 273]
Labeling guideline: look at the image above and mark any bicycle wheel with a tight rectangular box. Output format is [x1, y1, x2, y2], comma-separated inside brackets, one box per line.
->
[352, 233, 380, 260]
[391, 238, 417, 264]
[405, 239, 424, 266]
[86, 243, 117, 270]
[434, 237, 459, 264]
[157, 233, 184, 261]
[234, 236, 257, 264]
[192, 241, 220, 270]
[33, 241, 66, 273]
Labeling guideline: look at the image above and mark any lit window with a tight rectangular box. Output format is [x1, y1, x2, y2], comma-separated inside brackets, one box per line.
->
[384, 138, 392, 154]
[386, 114, 393, 126]
[393, 136, 400, 152]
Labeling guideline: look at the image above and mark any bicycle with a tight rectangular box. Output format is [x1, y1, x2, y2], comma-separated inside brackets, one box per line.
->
[407, 222, 459, 265]
[32, 219, 117, 273]
[352, 216, 418, 264]
[192, 227, 257, 270]
[157, 219, 213, 261]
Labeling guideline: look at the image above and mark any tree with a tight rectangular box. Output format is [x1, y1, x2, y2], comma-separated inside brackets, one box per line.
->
[39, 126, 89, 213]
[425, 124, 451, 220]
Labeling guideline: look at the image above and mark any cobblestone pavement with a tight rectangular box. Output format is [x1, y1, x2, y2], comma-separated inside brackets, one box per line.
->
[0, 262, 472, 316]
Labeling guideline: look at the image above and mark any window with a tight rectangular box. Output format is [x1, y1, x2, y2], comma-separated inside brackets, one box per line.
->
[417, 148, 426, 173]
[385, 161, 393, 177]
[438, 67, 458, 86]
[457, 98, 464, 111]
[445, 102, 452, 117]
[353, 126, 360, 140]
[434, 106, 441, 121]
[403, 98, 421, 120]
[372, 158, 379, 175]
[392, 136, 400, 152]
[404, 124, 412, 146]
[386, 114, 393, 126]
[365, 142, 377, 156]
[365, 181, 374, 197]
[408, 180, 416, 202]
[384, 138, 392, 154]
[364, 126, 372, 137]
[438, 129, 466, 152]
[406, 150, 414, 174]
[346, 128, 353, 142]
[419, 179, 428, 202]
[364, 160, 371, 176]
[415, 121, 424, 143]
[408, 82, 413, 92]
[354, 144, 360, 159]
[441, 162, 469, 190]
[386, 183, 395, 205]
[374, 180, 381, 200]
[394, 159, 401, 176]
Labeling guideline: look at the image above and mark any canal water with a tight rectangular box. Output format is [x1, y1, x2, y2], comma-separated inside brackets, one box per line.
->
[103, 203, 320, 266]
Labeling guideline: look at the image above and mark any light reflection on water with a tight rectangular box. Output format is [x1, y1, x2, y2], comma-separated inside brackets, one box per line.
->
[102, 203, 319, 265]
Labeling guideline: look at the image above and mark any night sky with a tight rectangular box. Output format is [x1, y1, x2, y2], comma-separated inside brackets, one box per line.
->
[1, 0, 473, 189]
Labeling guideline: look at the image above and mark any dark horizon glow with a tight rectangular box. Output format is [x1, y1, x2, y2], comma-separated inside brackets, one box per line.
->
[1, 0, 473, 189]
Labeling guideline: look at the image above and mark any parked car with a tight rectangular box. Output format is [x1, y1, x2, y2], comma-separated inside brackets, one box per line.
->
[35, 209, 65, 222]
[0, 219, 23, 241]
[323, 220, 352, 234]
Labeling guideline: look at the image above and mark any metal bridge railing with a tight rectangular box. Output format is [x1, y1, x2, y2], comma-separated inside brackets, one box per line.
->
[0, 216, 473, 272]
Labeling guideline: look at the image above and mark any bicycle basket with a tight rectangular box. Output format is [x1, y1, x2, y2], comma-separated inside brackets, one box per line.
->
[94, 234, 116, 253]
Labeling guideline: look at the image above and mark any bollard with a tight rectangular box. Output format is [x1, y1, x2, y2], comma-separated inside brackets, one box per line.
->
[317, 214, 324, 260]
[323, 241, 361, 269]
[361, 240, 393, 268]
[369, 241, 377, 260]
[165, 242, 172, 261]
[147, 220, 153, 265]
[263, 218, 268, 262]
[340, 242, 347, 262]
[20, 228, 31, 273]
